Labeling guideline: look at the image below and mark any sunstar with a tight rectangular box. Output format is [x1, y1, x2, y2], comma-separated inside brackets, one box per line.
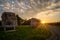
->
[41, 21, 46, 24]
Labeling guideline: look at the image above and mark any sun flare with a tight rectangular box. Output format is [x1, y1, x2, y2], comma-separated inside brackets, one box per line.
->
[41, 21, 46, 24]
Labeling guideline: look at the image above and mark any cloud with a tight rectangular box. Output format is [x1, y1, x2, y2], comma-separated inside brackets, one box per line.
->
[0, 0, 60, 21]
[46, 2, 60, 10]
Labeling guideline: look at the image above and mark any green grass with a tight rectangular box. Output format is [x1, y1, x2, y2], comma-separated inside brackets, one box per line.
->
[0, 25, 51, 40]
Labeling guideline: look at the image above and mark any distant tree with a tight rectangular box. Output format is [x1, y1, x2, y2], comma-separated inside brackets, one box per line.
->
[16, 15, 24, 25]
[22, 19, 31, 25]
[22, 18, 41, 26]
[0, 20, 2, 26]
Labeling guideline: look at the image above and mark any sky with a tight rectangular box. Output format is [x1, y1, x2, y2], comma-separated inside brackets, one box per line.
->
[0, 0, 60, 23]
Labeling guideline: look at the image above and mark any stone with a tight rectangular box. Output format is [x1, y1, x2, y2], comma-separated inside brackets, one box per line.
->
[1, 12, 17, 31]
[30, 18, 40, 28]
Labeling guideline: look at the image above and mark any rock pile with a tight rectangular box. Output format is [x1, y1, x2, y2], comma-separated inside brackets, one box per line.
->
[1, 12, 17, 31]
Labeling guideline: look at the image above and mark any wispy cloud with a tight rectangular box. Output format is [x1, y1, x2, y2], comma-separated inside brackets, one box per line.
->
[0, 0, 60, 22]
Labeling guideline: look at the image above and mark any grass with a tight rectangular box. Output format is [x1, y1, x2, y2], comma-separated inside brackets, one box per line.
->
[0, 25, 51, 40]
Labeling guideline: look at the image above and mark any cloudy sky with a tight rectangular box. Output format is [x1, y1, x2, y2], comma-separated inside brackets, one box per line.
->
[0, 0, 60, 23]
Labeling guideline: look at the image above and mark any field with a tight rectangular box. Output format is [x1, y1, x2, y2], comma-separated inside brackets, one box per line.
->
[0, 25, 51, 40]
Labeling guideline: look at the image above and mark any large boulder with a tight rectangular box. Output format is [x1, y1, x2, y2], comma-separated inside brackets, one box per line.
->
[30, 18, 40, 28]
[1, 12, 17, 27]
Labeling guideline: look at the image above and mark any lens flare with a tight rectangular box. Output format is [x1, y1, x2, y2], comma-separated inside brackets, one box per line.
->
[41, 21, 46, 24]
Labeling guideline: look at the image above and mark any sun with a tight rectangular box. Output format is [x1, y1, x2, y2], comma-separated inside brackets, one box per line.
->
[41, 21, 46, 24]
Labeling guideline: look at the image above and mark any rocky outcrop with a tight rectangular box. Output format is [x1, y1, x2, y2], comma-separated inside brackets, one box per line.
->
[1, 12, 17, 27]
[30, 18, 40, 28]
